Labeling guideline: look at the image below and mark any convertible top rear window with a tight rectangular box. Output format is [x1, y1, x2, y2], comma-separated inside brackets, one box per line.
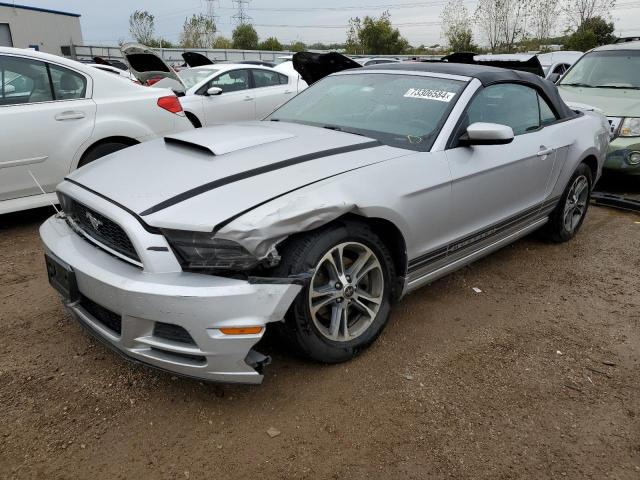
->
[269, 73, 467, 151]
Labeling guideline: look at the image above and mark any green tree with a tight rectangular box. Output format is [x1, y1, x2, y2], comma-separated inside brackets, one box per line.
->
[212, 36, 233, 49]
[440, 0, 477, 52]
[565, 29, 599, 51]
[180, 14, 216, 48]
[259, 37, 283, 51]
[146, 38, 177, 48]
[345, 11, 409, 55]
[289, 41, 306, 52]
[232, 24, 259, 49]
[129, 10, 155, 45]
[565, 16, 615, 50]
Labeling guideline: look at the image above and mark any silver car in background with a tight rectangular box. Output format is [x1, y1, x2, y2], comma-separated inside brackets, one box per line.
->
[40, 62, 609, 383]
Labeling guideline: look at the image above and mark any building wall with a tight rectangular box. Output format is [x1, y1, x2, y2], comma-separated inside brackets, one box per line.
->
[0, 5, 82, 55]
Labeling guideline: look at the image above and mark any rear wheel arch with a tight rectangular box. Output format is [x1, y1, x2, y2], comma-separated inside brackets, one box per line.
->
[581, 155, 598, 184]
[77, 136, 139, 168]
[184, 111, 202, 128]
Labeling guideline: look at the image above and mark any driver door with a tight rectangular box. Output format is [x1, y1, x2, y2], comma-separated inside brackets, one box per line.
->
[444, 83, 559, 242]
[201, 68, 255, 125]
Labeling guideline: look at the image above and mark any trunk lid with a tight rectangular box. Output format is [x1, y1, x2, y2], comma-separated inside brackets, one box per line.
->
[182, 51, 214, 68]
[120, 43, 185, 91]
[292, 52, 362, 85]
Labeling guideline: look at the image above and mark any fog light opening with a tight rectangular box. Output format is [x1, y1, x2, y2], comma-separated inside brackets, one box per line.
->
[626, 151, 640, 166]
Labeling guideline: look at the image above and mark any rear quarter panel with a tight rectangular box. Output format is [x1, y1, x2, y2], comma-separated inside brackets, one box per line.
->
[547, 111, 608, 198]
[71, 80, 192, 170]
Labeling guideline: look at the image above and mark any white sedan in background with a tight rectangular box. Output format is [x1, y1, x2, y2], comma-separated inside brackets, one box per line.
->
[0, 47, 192, 215]
[165, 64, 305, 128]
[120, 44, 307, 128]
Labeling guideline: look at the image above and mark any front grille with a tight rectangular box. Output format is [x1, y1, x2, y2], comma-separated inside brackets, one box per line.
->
[153, 322, 196, 345]
[80, 295, 122, 335]
[65, 198, 140, 263]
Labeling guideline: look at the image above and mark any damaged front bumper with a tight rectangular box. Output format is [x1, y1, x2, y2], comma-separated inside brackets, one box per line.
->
[40, 216, 301, 384]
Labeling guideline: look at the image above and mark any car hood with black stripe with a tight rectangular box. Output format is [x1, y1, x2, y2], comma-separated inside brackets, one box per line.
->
[66, 121, 408, 232]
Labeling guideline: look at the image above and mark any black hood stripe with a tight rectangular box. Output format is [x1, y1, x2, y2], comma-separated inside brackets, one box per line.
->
[139, 140, 382, 216]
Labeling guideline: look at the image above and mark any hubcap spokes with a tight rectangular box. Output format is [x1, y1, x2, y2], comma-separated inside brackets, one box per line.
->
[309, 242, 384, 342]
[563, 175, 589, 232]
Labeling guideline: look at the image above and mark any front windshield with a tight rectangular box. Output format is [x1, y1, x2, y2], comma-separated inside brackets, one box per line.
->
[561, 50, 640, 89]
[178, 68, 218, 89]
[269, 73, 467, 151]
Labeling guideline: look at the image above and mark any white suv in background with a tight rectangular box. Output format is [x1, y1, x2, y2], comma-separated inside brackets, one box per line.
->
[0, 47, 193, 215]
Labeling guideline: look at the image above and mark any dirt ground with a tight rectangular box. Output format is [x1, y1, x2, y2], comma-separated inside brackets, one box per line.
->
[1, 205, 639, 480]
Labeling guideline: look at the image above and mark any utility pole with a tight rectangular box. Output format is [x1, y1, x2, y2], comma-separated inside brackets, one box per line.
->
[232, 0, 251, 25]
[204, 0, 218, 23]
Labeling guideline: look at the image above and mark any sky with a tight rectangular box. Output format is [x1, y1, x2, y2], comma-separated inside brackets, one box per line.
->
[16, 0, 640, 47]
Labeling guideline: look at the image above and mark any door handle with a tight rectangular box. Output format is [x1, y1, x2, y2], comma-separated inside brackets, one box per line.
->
[284, 90, 293, 94]
[55, 111, 85, 121]
[243, 96, 254, 101]
[537, 146, 554, 157]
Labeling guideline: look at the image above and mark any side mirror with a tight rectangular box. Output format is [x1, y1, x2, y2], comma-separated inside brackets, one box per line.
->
[459, 122, 514, 146]
[206, 86, 222, 96]
[548, 73, 561, 84]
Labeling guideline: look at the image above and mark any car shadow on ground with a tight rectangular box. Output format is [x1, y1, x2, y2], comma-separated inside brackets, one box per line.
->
[595, 172, 640, 197]
[0, 206, 55, 231]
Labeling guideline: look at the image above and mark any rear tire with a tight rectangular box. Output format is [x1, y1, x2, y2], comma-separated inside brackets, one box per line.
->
[78, 142, 133, 168]
[273, 220, 396, 363]
[541, 163, 592, 243]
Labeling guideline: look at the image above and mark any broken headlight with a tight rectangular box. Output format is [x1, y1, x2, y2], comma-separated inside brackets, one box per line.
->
[162, 229, 260, 271]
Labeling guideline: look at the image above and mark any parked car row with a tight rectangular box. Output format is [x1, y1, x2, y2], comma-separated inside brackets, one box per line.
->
[0, 46, 192, 215]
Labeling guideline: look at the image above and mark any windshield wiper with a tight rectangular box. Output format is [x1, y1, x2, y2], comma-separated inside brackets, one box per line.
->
[560, 82, 595, 88]
[322, 125, 366, 137]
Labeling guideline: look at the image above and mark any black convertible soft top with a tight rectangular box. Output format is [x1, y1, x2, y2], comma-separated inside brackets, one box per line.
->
[363, 61, 577, 120]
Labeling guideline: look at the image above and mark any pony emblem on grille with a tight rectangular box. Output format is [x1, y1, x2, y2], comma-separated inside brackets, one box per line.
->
[86, 211, 102, 230]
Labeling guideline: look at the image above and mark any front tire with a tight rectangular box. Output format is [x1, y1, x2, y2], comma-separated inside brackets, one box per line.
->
[273, 221, 396, 363]
[542, 163, 592, 243]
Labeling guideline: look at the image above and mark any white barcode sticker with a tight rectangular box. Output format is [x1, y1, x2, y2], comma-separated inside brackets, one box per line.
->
[404, 88, 456, 102]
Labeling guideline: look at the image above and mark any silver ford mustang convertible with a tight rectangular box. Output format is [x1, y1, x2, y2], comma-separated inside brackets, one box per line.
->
[41, 62, 609, 383]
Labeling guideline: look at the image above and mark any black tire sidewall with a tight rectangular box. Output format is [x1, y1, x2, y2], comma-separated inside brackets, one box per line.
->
[550, 164, 593, 241]
[281, 222, 395, 363]
[79, 142, 131, 167]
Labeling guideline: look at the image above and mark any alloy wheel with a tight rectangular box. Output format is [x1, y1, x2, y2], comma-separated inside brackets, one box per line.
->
[308, 242, 384, 342]
[563, 174, 589, 233]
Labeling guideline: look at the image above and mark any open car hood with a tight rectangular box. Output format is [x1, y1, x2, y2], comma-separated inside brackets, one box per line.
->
[442, 52, 545, 77]
[120, 43, 184, 91]
[292, 52, 362, 85]
[182, 51, 214, 67]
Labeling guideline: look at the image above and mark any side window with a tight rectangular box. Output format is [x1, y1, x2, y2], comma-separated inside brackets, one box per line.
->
[251, 69, 281, 88]
[539, 94, 558, 125]
[465, 83, 540, 136]
[209, 69, 250, 93]
[49, 64, 87, 100]
[0, 55, 53, 105]
[278, 73, 289, 85]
